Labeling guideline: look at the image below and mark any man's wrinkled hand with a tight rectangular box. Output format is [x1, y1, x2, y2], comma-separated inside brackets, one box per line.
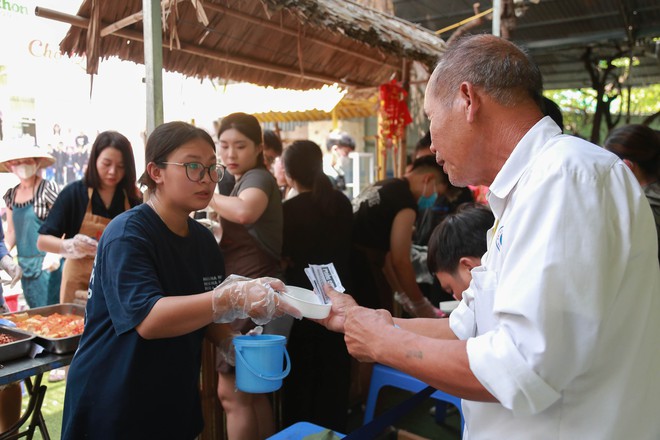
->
[344, 307, 395, 363]
[309, 284, 358, 333]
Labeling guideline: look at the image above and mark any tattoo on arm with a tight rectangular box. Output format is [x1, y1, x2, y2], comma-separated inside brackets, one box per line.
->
[406, 350, 423, 359]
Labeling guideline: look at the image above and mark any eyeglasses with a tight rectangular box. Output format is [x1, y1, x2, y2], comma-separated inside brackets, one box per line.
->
[160, 162, 225, 183]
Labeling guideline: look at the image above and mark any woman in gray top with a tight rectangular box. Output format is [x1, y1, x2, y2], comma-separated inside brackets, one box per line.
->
[208, 112, 283, 440]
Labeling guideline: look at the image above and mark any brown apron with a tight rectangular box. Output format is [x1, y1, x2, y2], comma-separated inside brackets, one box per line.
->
[60, 188, 130, 304]
[219, 218, 280, 279]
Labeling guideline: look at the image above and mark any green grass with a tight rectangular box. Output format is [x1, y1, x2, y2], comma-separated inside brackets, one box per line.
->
[20, 375, 66, 440]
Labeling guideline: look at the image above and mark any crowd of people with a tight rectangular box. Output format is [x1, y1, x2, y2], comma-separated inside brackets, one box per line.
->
[0, 33, 659, 440]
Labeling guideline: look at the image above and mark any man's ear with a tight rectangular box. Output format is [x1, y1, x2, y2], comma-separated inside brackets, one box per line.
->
[459, 256, 480, 271]
[459, 82, 480, 123]
[146, 162, 164, 185]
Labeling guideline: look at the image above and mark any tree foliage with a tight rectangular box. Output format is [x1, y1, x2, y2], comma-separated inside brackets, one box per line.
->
[545, 83, 660, 142]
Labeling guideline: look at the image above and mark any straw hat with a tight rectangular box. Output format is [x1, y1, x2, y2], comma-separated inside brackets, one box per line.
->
[0, 139, 56, 173]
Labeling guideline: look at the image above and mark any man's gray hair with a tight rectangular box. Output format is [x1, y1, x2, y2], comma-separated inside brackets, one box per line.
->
[430, 34, 543, 107]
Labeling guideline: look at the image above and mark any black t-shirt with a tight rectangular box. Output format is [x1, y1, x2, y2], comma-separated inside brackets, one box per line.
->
[39, 180, 141, 239]
[414, 186, 475, 246]
[282, 191, 353, 289]
[61, 204, 225, 439]
[351, 178, 417, 252]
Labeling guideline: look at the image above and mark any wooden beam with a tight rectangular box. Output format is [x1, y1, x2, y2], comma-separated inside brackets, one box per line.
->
[174, 38, 371, 87]
[100, 0, 186, 37]
[203, 2, 400, 70]
[36, 7, 145, 41]
[35, 7, 373, 88]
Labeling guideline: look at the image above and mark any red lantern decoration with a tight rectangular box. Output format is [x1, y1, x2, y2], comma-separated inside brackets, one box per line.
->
[379, 79, 412, 143]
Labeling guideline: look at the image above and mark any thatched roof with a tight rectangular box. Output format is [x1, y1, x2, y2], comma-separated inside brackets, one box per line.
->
[48, 0, 446, 91]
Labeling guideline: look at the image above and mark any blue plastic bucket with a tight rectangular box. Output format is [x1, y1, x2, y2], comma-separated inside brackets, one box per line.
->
[234, 334, 291, 393]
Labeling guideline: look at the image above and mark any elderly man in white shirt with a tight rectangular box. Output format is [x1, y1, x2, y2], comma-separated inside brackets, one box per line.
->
[317, 34, 660, 440]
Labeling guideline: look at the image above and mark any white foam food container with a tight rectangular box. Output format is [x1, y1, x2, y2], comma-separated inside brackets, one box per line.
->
[280, 285, 331, 319]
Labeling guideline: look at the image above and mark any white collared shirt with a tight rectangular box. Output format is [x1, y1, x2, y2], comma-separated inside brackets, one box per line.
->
[450, 117, 660, 439]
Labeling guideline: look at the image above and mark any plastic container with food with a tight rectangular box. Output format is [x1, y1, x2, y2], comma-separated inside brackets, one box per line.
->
[0, 326, 36, 363]
[1, 303, 85, 354]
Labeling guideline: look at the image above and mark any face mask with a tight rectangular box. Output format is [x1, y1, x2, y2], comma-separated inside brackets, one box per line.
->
[13, 164, 37, 180]
[417, 181, 438, 210]
[418, 192, 437, 210]
[337, 155, 351, 172]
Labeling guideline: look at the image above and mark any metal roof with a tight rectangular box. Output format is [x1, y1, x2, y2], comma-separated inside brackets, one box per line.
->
[392, 0, 660, 89]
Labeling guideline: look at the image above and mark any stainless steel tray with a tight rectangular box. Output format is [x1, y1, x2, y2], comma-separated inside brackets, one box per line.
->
[1, 303, 85, 354]
[0, 326, 36, 363]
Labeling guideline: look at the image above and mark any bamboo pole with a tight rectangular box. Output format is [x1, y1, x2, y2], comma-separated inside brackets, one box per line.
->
[435, 8, 493, 35]
[397, 59, 410, 178]
[377, 110, 387, 180]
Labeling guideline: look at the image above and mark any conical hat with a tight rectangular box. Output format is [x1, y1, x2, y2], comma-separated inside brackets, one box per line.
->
[0, 139, 56, 173]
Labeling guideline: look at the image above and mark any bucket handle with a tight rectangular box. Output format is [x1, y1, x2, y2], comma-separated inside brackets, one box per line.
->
[235, 345, 291, 381]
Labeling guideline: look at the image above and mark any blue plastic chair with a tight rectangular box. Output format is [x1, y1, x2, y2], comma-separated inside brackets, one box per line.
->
[267, 421, 346, 439]
[363, 364, 464, 434]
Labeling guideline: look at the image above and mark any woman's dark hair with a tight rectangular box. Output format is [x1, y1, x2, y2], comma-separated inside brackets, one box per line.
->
[84, 131, 141, 201]
[218, 112, 265, 168]
[263, 129, 283, 156]
[604, 124, 660, 179]
[139, 121, 216, 191]
[541, 97, 564, 132]
[283, 140, 335, 214]
[427, 203, 494, 274]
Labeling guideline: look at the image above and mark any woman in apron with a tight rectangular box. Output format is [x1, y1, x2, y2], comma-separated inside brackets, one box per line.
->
[0, 141, 53, 429]
[0, 142, 60, 308]
[208, 112, 283, 440]
[37, 131, 141, 305]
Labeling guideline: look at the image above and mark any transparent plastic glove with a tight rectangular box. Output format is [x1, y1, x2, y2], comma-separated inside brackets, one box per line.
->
[0, 255, 22, 288]
[216, 326, 264, 367]
[410, 297, 441, 319]
[41, 252, 62, 272]
[60, 234, 98, 259]
[212, 275, 300, 324]
[393, 291, 414, 313]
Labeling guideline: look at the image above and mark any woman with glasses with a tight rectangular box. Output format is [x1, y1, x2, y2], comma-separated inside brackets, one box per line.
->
[37, 131, 142, 307]
[60, 121, 293, 439]
[208, 112, 283, 440]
